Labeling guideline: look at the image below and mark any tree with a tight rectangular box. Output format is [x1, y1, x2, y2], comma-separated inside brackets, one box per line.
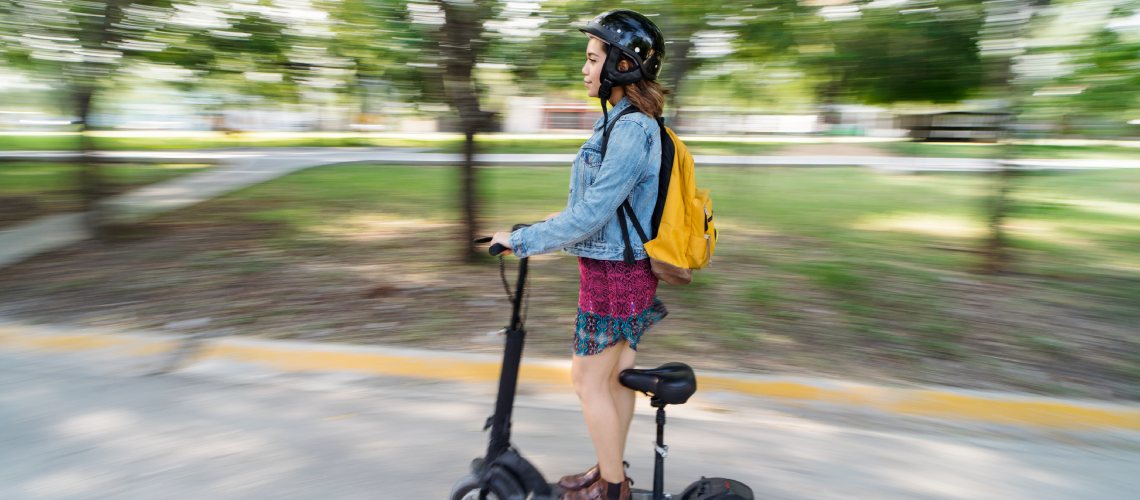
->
[332, 0, 520, 262]
[976, 0, 1051, 273]
[325, 0, 437, 116]
[437, 0, 500, 262]
[0, 0, 296, 235]
[1064, 13, 1140, 134]
[796, 0, 987, 107]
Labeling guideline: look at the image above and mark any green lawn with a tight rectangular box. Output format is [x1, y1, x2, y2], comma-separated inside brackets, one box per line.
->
[0, 162, 212, 226]
[3, 160, 1136, 397]
[0, 133, 449, 151]
[192, 165, 1138, 395]
[433, 138, 790, 156]
[880, 142, 1140, 159]
[0, 133, 788, 155]
[219, 164, 1138, 283]
[4, 133, 1137, 160]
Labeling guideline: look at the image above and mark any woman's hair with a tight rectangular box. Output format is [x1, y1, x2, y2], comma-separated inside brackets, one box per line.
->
[616, 58, 669, 117]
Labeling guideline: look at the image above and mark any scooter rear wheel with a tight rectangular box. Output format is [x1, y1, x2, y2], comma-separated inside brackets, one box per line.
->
[450, 471, 525, 500]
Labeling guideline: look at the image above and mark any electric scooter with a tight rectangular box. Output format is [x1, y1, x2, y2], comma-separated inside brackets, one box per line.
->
[452, 228, 753, 500]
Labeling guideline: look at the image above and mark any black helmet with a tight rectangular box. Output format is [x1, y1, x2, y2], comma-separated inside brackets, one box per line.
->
[579, 10, 665, 93]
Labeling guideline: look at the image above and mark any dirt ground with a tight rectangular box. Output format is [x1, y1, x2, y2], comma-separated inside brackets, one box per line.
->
[1, 204, 1137, 402]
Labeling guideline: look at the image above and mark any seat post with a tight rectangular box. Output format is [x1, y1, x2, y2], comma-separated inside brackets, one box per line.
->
[651, 397, 667, 500]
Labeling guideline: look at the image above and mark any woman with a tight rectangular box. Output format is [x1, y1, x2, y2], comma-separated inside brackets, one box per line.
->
[488, 9, 669, 500]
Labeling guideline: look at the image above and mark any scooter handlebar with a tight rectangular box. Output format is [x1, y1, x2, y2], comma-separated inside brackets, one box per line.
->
[474, 223, 534, 257]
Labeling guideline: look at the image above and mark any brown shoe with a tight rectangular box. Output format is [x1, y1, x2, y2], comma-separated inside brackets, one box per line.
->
[557, 461, 628, 491]
[557, 464, 599, 491]
[561, 475, 631, 500]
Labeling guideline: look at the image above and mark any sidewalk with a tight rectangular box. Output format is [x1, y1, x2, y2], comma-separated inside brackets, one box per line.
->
[7, 339, 1138, 499]
[5, 147, 1140, 171]
[2, 321, 1138, 432]
[0, 148, 404, 269]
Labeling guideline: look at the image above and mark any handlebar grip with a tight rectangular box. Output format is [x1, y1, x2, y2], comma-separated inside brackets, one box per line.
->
[489, 243, 507, 256]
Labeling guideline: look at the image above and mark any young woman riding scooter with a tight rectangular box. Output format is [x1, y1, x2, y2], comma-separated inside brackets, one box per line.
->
[489, 9, 670, 500]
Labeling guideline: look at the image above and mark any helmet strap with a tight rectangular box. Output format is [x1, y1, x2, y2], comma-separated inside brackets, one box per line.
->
[597, 79, 615, 130]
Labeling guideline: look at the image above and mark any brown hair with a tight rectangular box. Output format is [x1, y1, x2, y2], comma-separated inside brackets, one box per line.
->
[616, 58, 669, 117]
[623, 80, 669, 118]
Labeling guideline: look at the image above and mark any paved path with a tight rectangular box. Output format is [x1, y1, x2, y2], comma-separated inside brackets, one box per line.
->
[4, 147, 1140, 171]
[0, 149, 404, 269]
[2, 345, 1138, 500]
[3, 147, 1139, 270]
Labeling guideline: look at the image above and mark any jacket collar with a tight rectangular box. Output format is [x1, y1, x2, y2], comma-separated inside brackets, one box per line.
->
[592, 97, 633, 131]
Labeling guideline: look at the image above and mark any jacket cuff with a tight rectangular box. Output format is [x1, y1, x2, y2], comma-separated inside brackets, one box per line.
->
[508, 229, 529, 258]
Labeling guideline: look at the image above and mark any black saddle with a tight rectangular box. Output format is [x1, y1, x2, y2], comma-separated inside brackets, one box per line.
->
[619, 362, 697, 405]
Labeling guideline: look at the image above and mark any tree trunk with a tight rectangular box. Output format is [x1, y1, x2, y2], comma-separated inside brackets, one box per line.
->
[461, 130, 478, 260]
[69, 0, 124, 240]
[982, 164, 1015, 273]
[73, 85, 107, 240]
[664, 38, 694, 128]
[978, 0, 1044, 273]
[438, 0, 489, 263]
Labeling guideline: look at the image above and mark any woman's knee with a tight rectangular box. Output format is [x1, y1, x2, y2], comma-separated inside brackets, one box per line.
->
[571, 365, 609, 401]
[572, 354, 621, 401]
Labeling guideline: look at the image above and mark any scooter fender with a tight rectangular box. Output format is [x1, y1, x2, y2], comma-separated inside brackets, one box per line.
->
[483, 448, 558, 499]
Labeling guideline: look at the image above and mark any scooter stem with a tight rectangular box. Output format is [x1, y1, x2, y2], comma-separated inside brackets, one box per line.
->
[653, 400, 668, 500]
[486, 255, 529, 461]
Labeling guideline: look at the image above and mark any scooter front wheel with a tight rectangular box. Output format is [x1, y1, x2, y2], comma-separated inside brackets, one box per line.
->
[450, 471, 525, 500]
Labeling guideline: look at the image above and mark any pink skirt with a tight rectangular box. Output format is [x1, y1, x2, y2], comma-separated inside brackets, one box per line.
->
[574, 257, 667, 356]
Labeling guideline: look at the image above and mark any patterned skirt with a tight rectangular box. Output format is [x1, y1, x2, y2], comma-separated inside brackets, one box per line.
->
[574, 257, 668, 356]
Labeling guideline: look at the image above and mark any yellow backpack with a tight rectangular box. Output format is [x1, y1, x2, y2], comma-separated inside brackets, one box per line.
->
[604, 108, 718, 285]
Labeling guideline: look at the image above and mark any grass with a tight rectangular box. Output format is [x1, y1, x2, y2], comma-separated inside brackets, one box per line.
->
[434, 138, 791, 156]
[210, 163, 1137, 292]
[0, 162, 213, 226]
[0, 162, 211, 191]
[2, 162, 1137, 398]
[7, 132, 1137, 159]
[879, 142, 1140, 159]
[792, 262, 868, 292]
[744, 279, 781, 308]
[0, 132, 448, 151]
[0, 132, 792, 155]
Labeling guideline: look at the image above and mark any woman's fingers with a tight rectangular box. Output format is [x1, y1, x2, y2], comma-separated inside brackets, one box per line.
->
[489, 231, 513, 255]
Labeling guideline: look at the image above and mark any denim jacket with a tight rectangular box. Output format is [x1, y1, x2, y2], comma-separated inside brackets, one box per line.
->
[509, 97, 661, 260]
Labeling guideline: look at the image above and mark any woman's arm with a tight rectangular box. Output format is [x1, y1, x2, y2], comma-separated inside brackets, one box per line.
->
[508, 119, 653, 258]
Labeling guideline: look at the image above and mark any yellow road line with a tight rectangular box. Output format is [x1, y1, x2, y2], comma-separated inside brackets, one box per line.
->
[3, 327, 1138, 431]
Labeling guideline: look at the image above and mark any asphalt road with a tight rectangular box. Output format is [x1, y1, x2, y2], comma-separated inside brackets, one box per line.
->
[2, 347, 1138, 499]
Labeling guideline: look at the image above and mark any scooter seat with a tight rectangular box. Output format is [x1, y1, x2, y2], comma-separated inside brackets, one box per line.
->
[619, 362, 697, 405]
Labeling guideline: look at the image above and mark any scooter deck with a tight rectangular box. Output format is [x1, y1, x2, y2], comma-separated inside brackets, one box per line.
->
[630, 488, 664, 500]
[544, 485, 663, 499]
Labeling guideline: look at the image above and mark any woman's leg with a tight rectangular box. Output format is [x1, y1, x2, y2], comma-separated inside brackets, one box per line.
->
[572, 343, 629, 484]
[610, 342, 637, 459]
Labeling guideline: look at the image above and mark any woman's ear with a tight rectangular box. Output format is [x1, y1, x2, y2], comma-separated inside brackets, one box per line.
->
[617, 58, 632, 72]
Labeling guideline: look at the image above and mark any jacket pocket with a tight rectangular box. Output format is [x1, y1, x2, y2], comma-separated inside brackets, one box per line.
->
[579, 145, 603, 187]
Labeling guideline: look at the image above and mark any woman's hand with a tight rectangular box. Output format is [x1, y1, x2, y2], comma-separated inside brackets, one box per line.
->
[489, 231, 513, 256]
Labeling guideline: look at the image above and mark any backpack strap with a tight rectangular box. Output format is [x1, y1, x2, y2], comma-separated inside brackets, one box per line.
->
[599, 106, 650, 265]
[617, 201, 651, 264]
[600, 106, 641, 159]
[621, 201, 650, 244]
[652, 117, 673, 239]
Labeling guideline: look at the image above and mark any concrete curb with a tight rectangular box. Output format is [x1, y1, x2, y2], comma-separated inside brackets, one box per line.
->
[2, 323, 1139, 431]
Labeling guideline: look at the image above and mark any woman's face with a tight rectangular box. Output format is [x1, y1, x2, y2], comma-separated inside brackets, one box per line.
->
[582, 37, 607, 98]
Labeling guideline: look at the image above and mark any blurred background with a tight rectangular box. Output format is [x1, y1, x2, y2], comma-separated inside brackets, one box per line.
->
[0, 0, 1137, 401]
[2, 0, 1138, 136]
